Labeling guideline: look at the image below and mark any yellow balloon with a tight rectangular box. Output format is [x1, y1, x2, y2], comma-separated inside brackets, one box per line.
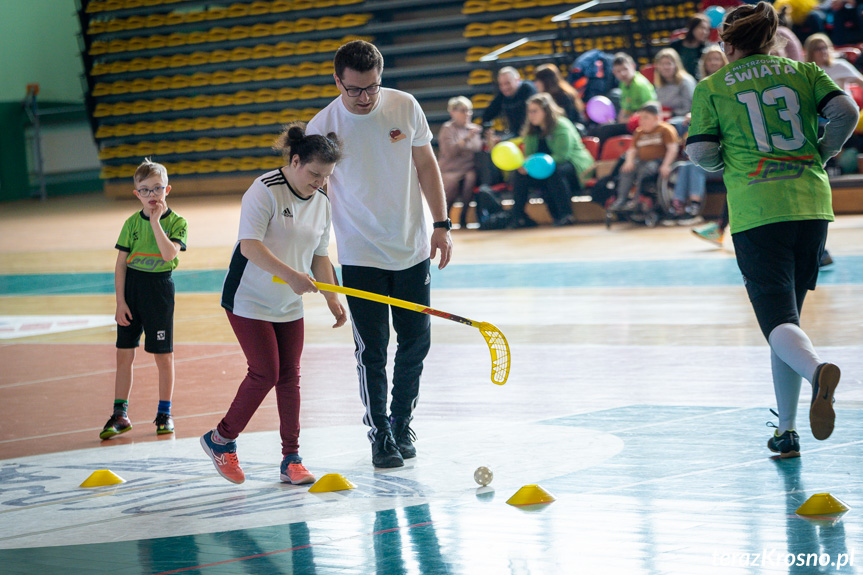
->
[509, 137, 523, 148]
[491, 141, 524, 171]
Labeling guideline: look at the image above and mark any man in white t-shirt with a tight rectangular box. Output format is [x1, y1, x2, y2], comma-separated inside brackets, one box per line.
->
[306, 40, 452, 468]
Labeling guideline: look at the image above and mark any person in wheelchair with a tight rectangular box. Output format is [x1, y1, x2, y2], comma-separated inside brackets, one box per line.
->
[609, 102, 679, 213]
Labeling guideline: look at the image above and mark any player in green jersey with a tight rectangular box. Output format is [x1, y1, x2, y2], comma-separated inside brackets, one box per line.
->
[685, 2, 859, 458]
[101, 159, 188, 441]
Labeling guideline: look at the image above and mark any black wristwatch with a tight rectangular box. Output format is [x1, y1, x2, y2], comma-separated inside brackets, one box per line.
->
[433, 218, 452, 231]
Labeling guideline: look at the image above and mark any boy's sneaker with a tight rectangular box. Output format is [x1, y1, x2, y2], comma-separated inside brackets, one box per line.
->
[767, 429, 800, 459]
[200, 430, 245, 484]
[691, 222, 724, 246]
[154, 412, 174, 435]
[99, 413, 132, 440]
[390, 415, 416, 459]
[819, 250, 834, 269]
[810, 363, 840, 440]
[280, 455, 316, 485]
[371, 428, 404, 468]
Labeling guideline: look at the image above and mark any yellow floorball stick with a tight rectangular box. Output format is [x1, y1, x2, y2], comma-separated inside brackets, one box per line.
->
[274, 276, 510, 385]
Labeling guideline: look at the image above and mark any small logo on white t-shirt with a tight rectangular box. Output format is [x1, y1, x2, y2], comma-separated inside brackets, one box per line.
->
[283, 206, 293, 218]
[389, 128, 406, 143]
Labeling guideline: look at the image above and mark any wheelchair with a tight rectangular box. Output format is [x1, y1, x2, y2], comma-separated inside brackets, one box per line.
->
[604, 160, 702, 228]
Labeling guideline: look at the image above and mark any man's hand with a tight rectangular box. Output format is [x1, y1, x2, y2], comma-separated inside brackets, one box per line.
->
[325, 295, 347, 328]
[430, 228, 452, 270]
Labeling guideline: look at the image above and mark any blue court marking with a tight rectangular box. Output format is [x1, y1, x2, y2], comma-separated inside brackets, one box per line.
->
[1, 256, 861, 296]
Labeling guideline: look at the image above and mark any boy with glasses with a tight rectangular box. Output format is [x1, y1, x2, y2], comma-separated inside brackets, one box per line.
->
[306, 40, 452, 468]
[100, 159, 187, 440]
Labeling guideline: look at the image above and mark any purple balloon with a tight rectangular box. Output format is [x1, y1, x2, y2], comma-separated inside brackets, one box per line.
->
[586, 96, 616, 124]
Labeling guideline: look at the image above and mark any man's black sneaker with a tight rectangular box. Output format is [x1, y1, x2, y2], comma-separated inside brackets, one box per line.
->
[372, 428, 404, 468]
[390, 415, 416, 459]
[767, 429, 800, 459]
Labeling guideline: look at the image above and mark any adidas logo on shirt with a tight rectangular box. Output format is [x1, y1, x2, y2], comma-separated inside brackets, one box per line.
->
[283, 206, 293, 218]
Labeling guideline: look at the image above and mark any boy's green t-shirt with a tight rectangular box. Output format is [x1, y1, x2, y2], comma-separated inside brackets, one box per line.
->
[688, 55, 842, 233]
[620, 72, 657, 115]
[116, 209, 188, 272]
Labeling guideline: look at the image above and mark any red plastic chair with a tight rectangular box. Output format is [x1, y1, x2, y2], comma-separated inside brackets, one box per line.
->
[600, 135, 632, 161]
[583, 136, 600, 160]
[640, 64, 655, 84]
[835, 46, 861, 65]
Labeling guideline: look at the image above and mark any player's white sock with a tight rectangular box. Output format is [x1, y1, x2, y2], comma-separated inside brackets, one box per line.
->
[771, 348, 802, 434]
[768, 323, 821, 385]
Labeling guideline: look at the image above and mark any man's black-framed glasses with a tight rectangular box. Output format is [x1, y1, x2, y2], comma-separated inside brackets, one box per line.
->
[136, 185, 166, 197]
[338, 77, 381, 97]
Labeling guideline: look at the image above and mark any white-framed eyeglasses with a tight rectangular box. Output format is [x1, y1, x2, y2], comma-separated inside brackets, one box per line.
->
[136, 185, 166, 197]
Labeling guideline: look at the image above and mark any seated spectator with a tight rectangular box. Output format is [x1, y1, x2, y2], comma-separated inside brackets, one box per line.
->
[438, 96, 484, 229]
[653, 48, 696, 133]
[592, 52, 657, 148]
[697, 44, 729, 80]
[609, 102, 679, 211]
[508, 93, 595, 228]
[669, 14, 713, 78]
[821, 0, 863, 47]
[481, 66, 537, 141]
[771, 4, 805, 61]
[804, 33, 863, 91]
[533, 63, 586, 125]
[612, 53, 657, 125]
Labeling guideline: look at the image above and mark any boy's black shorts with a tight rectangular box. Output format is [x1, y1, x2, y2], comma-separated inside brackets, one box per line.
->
[116, 268, 175, 354]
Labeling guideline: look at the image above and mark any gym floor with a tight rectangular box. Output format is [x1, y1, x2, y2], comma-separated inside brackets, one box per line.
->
[1, 193, 861, 574]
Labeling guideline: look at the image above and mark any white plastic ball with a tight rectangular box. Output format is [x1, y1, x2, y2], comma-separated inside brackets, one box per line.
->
[474, 466, 493, 486]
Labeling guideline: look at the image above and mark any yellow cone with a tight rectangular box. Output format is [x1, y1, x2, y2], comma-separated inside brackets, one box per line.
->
[796, 493, 850, 516]
[80, 469, 125, 488]
[308, 473, 356, 493]
[506, 484, 556, 506]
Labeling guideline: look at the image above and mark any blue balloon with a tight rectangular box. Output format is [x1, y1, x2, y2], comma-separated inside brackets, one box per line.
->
[523, 153, 556, 179]
[705, 5, 725, 28]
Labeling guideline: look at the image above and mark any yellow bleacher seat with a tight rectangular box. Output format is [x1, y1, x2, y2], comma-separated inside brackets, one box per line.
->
[250, 23, 271, 38]
[169, 75, 191, 89]
[113, 124, 135, 137]
[487, 0, 513, 12]
[90, 42, 108, 56]
[212, 115, 237, 129]
[88, 21, 107, 35]
[252, 45, 275, 59]
[168, 54, 188, 68]
[169, 97, 192, 110]
[187, 31, 209, 44]
[150, 98, 172, 113]
[273, 21, 295, 36]
[468, 69, 493, 85]
[150, 121, 172, 134]
[210, 50, 232, 64]
[317, 17, 340, 31]
[239, 158, 263, 172]
[296, 62, 320, 77]
[173, 161, 198, 175]
[124, 16, 147, 30]
[212, 94, 234, 108]
[185, 11, 208, 24]
[226, 3, 251, 18]
[232, 69, 254, 83]
[93, 104, 111, 118]
[471, 94, 495, 108]
[271, 0, 292, 12]
[514, 0, 538, 8]
[216, 158, 239, 172]
[278, 109, 302, 123]
[194, 160, 219, 174]
[208, 27, 230, 42]
[210, 71, 232, 85]
[463, 1, 486, 14]
[228, 26, 250, 41]
[173, 118, 193, 132]
[188, 72, 210, 87]
[293, 19, 316, 34]
[233, 91, 256, 106]
[191, 94, 212, 109]
[320, 85, 339, 98]
[215, 138, 235, 151]
[150, 76, 171, 91]
[129, 79, 151, 93]
[515, 18, 541, 33]
[115, 102, 136, 115]
[274, 65, 296, 80]
[488, 21, 515, 35]
[235, 135, 260, 148]
[106, 19, 125, 33]
[464, 23, 488, 38]
[341, 14, 371, 28]
[249, 1, 271, 15]
[230, 47, 254, 61]
[205, 8, 229, 21]
[273, 42, 296, 57]
[194, 138, 218, 152]
[254, 112, 279, 126]
[253, 68, 276, 82]
[165, 33, 187, 47]
[144, 14, 165, 28]
[193, 117, 215, 131]
[91, 63, 110, 76]
[188, 52, 209, 66]
[296, 85, 320, 100]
